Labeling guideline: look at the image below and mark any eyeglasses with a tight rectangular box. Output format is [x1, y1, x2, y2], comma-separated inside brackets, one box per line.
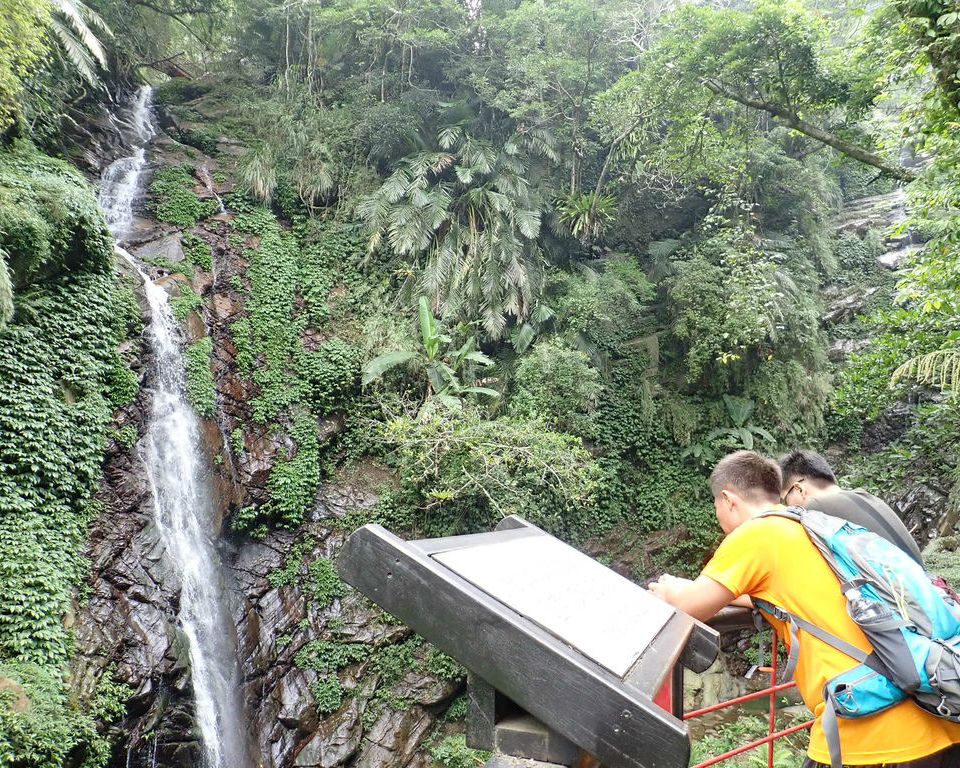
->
[781, 479, 806, 506]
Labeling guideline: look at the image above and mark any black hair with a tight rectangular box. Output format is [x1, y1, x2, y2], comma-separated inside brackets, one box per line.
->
[709, 450, 782, 505]
[777, 449, 838, 492]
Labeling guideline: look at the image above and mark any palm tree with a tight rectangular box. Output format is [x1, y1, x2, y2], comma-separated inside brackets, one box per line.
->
[47, 0, 113, 86]
[359, 125, 556, 340]
[238, 93, 338, 211]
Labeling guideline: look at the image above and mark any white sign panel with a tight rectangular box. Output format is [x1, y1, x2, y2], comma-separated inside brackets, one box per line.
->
[433, 535, 675, 678]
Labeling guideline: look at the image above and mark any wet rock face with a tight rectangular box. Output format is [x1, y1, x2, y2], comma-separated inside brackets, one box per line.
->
[230, 483, 462, 768]
[825, 192, 955, 547]
[73, 354, 204, 768]
[72, 123, 461, 768]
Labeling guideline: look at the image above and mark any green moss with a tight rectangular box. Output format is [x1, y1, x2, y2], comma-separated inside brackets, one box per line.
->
[153, 79, 211, 105]
[150, 165, 218, 227]
[0, 144, 132, 766]
[176, 127, 219, 155]
[183, 233, 213, 271]
[184, 336, 216, 418]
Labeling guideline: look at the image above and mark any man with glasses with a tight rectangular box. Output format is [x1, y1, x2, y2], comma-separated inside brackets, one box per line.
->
[779, 449, 923, 564]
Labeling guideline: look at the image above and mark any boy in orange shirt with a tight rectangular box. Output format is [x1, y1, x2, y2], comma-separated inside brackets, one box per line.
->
[649, 450, 960, 768]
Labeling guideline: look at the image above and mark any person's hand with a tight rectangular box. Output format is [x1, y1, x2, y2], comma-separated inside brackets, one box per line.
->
[647, 574, 693, 604]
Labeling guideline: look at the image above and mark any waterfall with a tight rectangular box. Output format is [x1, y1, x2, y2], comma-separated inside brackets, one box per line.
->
[199, 160, 226, 214]
[98, 87, 251, 768]
[99, 86, 157, 240]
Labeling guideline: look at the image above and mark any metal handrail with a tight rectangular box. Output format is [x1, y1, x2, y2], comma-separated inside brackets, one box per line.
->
[686, 631, 814, 768]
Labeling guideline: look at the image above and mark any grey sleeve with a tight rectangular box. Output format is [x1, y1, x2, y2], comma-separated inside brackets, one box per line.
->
[807, 490, 923, 565]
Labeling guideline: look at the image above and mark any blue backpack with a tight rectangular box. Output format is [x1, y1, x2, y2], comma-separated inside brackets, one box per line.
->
[754, 507, 960, 768]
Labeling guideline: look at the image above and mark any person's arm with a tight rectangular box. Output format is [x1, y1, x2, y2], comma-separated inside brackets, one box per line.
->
[648, 574, 736, 622]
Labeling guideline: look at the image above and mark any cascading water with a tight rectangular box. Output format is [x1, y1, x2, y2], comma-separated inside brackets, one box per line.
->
[199, 160, 227, 214]
[98, 87, 251, 768]
[99, 86, 157, 240]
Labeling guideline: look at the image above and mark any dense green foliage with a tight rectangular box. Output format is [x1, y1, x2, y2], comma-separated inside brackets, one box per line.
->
[184, 336, 216, 418]
[0, 144, 135, 766]
[150, 166, 218, 227]
[133, 0, 960, 574]
[4, 0, 960, 759]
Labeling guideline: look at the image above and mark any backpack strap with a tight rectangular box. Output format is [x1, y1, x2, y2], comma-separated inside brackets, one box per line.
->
[821, 690, 843, 768]
[753, 600, 885, 679]
[757, 506, 804, 522]
[754, 600, 886, 768]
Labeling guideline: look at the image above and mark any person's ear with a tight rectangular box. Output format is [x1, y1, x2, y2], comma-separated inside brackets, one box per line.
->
[720, 489, 735, 512]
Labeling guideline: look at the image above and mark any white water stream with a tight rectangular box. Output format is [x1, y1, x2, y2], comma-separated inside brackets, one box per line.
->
[98, 86, 250, 768]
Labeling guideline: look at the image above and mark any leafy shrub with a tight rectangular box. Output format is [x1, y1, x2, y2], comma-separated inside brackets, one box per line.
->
[230, 426, 245, 455]
[171, 283, 203, 322]
[294, 640, 369, 715]
[0, 145, 133, 765]
[691, 714, 805, 768]
[150, 165, 217, 227]
[374, 408, 601, 541]
[308, 558, 347, 607]
[176, 127, 219, 155]
[827, 308, 945, 442]
[430, 735, 491, 768]
[0, 142, 112, 298]
[183, 233, 213, 271]
[235, 414, 323, 533]
[297, 338, 361, 415]
[548, 255, 655, 355]
[184, 337, 216, 418]
[509, 339, 601, 436]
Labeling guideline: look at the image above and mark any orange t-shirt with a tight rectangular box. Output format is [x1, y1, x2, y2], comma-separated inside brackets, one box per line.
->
[701, 514, 960, 764]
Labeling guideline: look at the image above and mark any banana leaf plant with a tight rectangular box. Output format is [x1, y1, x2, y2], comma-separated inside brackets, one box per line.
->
[362, 297, 499, 409]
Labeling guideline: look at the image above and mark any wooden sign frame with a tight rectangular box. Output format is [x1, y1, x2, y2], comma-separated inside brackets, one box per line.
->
[336, 515, 719, 768]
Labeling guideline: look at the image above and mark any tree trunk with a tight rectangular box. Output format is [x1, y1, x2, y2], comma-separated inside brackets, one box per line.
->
[702, 79, 917, 182]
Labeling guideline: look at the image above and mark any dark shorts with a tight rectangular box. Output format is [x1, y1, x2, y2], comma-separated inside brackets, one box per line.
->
[802, 743, 960, 768]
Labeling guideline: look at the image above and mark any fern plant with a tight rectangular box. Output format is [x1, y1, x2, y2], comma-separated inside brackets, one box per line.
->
[47, 0, 112, 86]
[237, 97, 338, 212]
[556, 191, 617, 246]
[359, 125, 556, 339]
[892, 348, 960, 395]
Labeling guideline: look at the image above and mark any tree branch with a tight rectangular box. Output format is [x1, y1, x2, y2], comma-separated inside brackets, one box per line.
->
[702, 79, 917, 182]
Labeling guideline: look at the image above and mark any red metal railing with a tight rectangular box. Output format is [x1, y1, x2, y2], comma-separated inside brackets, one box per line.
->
[684, 631, 815, 768]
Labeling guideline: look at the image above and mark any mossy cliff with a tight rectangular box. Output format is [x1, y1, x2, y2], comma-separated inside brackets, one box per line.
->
[2, 72, 960, 768]
[0, 143, 137, 767]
